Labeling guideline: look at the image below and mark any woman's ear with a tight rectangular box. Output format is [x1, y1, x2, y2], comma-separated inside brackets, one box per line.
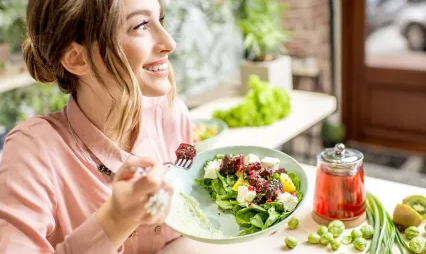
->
[61, 42, 90, 76]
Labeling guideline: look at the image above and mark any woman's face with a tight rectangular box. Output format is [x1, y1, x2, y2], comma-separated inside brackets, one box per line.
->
[120, 0, 176, 97]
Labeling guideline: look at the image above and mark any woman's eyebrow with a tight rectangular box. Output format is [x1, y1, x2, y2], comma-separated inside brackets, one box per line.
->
[126, 9, 151, 20]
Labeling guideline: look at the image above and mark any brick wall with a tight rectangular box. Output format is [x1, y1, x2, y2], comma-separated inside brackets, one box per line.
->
[281, 0, 332, 94]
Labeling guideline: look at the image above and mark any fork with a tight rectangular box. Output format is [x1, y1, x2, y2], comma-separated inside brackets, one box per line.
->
[163, 156, 195, 170]
[131, 157, 195, 176]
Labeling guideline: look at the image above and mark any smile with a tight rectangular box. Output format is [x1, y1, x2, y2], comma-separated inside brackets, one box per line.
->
[143, 62, 168, 72]
[142, 58, 169, 77]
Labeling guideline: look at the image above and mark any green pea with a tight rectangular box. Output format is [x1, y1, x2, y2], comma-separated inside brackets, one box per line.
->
[308, 233, 321, 244]
[360, 224, 374, 239]
[405, 226, 419, 240]
[351, 229, 362, 239]
[328, 220, 345, 237]
[285, 236, 298, 249]
[341, 235, 353, 245]
[330, 239, 341, 250]
[317, 225, 328, 236]
[288, 217, 299, 230]
[320, 232, 333, 246]
[409, 237, 425, 254]
[353, 237, 367, 251]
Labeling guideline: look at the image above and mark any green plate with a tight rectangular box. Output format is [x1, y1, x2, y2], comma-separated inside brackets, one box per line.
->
[165, 145, 308, 244]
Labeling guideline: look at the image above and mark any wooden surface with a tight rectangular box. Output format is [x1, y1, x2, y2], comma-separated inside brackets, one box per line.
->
[189, 90, 337, 149]
[159, 164, 426, 254]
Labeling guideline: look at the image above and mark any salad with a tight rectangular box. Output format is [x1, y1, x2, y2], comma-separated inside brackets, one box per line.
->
[196, 153, 303, 236]
[192, 123, 219, 142]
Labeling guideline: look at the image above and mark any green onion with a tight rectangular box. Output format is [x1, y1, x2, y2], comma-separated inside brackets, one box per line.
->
[366, 192, 414, 254]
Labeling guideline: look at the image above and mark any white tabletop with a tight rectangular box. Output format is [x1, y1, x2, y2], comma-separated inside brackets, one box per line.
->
[189, 90, 337, 149]
[160, 164, 426, 254]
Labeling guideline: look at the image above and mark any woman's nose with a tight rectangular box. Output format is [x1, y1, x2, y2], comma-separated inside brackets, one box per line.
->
[154, 26, 176, 54]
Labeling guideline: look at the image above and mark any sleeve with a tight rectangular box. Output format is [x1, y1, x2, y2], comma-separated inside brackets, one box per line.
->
[0, 125, 123, 254]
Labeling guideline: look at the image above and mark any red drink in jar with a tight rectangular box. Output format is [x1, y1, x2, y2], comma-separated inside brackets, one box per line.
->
[313, 143, 366, 226]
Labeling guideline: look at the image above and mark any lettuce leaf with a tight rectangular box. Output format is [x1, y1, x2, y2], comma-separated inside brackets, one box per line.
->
[287, 172, 300, 190]
[212, 75, 291, 127]
[262, 206, 281, 230]
[237, 225, 261, 236]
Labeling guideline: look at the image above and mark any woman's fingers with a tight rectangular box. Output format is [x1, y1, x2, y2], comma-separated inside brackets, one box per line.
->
[133, 163, 168, 194]
[114, 155, 155, 182]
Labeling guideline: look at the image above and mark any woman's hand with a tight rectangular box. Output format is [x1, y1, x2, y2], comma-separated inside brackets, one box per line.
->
[97, 156, 174, 249]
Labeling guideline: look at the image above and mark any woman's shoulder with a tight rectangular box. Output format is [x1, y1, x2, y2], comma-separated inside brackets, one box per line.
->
[6, 111, 64, 143]
[1, 111, 67, 167]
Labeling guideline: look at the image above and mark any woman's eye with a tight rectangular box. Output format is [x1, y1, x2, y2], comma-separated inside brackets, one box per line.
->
[134, 21, 149, 30]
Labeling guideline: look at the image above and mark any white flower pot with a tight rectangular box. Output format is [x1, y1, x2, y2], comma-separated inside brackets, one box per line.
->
[240, 55, 293, 94]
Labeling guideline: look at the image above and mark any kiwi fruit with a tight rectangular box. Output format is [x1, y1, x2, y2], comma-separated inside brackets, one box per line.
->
[402, 195, 426, 220]
[393, 204, 423, 230]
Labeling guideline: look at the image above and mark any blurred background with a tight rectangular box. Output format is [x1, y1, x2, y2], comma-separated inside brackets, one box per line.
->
[0, 0, 425, 187]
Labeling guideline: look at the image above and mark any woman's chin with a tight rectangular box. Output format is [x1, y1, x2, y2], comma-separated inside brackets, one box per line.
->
[140, 81, 171, 97]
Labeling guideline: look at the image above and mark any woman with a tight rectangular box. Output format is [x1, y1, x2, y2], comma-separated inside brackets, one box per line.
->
[0, 0, 193, 253]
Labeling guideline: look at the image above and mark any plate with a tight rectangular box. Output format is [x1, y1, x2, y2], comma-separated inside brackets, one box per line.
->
[165, 145, 308, 244]
[191, 118, 228, 151]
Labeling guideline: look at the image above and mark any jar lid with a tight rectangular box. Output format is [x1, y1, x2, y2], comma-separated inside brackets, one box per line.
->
[320, 143, 363, 164]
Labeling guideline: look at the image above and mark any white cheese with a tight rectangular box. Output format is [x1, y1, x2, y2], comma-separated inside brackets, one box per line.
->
[237, 186, 257, 207]
[276, 192, 299, 212]
[244, 153, 260, 165]
[261, 157, 280, 171]
[204, 159, 222, 179]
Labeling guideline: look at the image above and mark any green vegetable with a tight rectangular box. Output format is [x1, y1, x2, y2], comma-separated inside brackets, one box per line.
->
[360, 224, 374, 239]
[409, 237, 425, 254]
[317, 225, 328, 236]
[272, 173, 280, 181]
[328, 220, 345, 237]
[405, 226, 419, 240]
[307, 233, 321, 244]
[320, 232, 333, 246]
[285, 236, 297, 249]
[353, 237, 367, 251]
[212, 75, 291, 127]
[351, 229, 362, 239]
[330, 239, 341, 250]
[287, 217, 299, 229]
[366, 192, 412, 254]
[341, 235, 353, 245]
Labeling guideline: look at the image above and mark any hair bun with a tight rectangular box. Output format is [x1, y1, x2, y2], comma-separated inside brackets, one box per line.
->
[22, 37, 56, 83]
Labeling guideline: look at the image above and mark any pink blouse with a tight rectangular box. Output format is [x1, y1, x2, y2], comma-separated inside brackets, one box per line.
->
[0, 95, 193, 254]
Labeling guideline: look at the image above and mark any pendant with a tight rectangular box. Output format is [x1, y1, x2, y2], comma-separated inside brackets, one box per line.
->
[98, 165, 113, 176]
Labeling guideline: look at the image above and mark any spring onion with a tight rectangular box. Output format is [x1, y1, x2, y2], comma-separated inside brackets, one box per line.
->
[366, 192, 414, 254]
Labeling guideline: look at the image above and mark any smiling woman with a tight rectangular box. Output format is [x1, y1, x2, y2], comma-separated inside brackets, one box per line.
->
[0, 0, 193, 253]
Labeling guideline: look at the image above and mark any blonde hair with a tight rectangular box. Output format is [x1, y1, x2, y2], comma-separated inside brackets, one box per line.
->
[22, 0, 175, 148]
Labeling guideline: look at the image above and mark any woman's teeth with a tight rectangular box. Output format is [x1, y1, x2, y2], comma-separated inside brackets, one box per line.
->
[143, 63, 168, 72]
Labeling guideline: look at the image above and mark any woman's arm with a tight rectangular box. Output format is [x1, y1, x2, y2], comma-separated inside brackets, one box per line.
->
[0, 124, 124, 254]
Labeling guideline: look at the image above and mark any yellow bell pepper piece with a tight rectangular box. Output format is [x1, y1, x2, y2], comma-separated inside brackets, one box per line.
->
[232, 176, 247, 191]
[282, 178, 296, 193]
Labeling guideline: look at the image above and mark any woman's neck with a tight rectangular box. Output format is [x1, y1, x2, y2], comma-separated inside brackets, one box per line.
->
[74, 90, 136, 153]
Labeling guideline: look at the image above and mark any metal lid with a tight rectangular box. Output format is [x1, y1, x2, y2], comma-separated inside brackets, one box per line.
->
[320, 143, 363, 164]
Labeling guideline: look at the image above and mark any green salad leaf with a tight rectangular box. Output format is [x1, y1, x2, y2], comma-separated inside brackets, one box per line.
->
[212, 75, 291, 127]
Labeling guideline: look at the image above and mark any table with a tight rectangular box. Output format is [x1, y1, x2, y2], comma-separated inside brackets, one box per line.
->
[189, 90, 337, 149]
[159, 164, 426, 254]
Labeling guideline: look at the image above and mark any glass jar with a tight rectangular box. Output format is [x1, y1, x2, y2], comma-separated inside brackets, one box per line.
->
[313, 143, 366, 222]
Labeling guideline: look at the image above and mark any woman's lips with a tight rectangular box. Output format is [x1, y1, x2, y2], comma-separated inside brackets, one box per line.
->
[143, 58, 169, 77]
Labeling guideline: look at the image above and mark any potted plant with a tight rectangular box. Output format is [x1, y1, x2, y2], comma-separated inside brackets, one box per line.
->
[320, 116, 346, 148]
[230, 0, 292, 94]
